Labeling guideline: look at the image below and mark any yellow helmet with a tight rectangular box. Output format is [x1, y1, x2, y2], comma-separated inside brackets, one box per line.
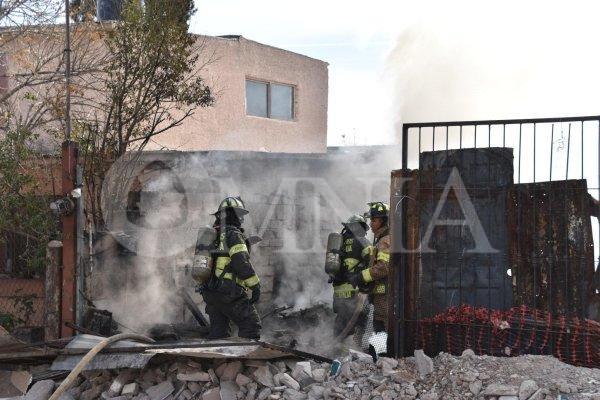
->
[365, 202, 389, 218]
[212, 196, 249, 216]
[342, 214, 369, 231]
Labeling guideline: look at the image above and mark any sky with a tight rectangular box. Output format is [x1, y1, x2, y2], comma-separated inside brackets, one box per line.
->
[190, 0, 600, 147]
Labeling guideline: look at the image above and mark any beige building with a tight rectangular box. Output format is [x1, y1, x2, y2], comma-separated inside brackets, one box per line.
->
[147, 35, 329, 154]
[0, 30, 328, 154]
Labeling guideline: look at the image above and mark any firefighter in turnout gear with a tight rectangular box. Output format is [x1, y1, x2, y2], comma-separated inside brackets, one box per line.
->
[349, 202, 390, 333]
[330, 215, 372, 338]
[202, 197, 261, 339]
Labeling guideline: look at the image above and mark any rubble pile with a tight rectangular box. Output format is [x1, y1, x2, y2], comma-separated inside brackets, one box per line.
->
[27, 350, 600, 400]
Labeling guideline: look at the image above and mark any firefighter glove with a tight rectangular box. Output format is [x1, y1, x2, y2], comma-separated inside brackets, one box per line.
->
[249, 283, 261, 304]
[348, 272, 363, 288]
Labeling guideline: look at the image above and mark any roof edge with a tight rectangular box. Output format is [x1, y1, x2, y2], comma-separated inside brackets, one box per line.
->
[192, 33, 329, 66]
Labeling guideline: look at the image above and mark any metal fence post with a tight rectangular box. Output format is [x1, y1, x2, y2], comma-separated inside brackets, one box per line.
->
[388, 125, 410, 357]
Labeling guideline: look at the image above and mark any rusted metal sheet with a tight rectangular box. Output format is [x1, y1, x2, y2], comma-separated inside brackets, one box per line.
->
[61, 141, 78, 338]
[51, 334, 154, 371]
[149, 344, 290, 360]
[507, 179, 596, 318]
[49, 335, 305, 371]
[389, 169, 419, 357]
[417, 148, 514, 318]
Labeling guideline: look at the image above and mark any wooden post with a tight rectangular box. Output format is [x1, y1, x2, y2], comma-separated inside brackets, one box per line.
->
[44, 241, 63, 341]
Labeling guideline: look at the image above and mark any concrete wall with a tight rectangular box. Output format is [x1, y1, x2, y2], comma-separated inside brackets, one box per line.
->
[146, 35, 329, 154]
[92, 146, 400, 327]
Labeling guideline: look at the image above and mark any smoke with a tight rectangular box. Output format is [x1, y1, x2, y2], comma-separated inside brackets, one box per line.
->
[93, 147, 400, 350]
[95, 160, 199, 332]
[385, 1, 600, 127]
[384, 0, 600, 198]
[384, 0, 600, 274]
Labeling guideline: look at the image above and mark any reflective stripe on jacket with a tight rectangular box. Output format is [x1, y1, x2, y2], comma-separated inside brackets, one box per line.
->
[213, 225, 259, 288]
[332, 233, 370, 298]
[361, 226, 390, 294]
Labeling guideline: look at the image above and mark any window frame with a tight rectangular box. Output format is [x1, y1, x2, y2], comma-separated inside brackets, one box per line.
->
[245, 78, 295, 121]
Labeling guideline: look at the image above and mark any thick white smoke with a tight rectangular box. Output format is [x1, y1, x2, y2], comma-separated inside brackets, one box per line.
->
[385, 1, 600, 126]
[92, 147, 400, 351]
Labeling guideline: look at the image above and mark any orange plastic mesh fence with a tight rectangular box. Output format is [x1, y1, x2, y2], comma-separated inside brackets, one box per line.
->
[415, 304, 600, 368]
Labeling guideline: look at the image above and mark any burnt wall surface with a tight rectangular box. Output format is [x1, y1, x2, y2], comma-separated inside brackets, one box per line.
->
[91, 146, 400, 327]
[508, 179, 596, 318]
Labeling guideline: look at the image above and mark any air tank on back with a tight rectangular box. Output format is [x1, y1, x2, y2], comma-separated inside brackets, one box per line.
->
[97, 0, 123, 22]
[324, 232, 343, 277]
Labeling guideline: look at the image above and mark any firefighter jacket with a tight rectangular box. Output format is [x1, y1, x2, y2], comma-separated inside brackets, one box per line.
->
[213, 224, 260, 289]
[361, 225, 390, 294]
[332, 230, 372, 298]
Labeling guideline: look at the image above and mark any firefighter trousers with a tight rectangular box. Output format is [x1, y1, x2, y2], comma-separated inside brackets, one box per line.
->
[333, 295, 367, 339]
[371, 293, 388, 332]
[202, 280, 261, 340]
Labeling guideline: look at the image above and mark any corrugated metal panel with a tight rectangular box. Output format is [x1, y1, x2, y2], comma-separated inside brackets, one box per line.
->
[50, 335, 299, 371]
[148, 344, 290, 360]
[51, 334, 153, 371]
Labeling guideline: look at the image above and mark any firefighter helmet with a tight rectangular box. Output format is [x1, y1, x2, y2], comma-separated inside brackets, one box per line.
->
[212, 196, 249, 216]
[365, 202, 389, 218]
[342, 214, 369, 231]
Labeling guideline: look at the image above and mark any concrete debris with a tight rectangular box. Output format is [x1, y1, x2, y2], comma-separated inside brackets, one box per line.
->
[414, 349, 434, 378]
[177, 371, 211, 382]
[519, 380, 539, 400]
[235, 373, 253, 386]
[348, 349, 373, 363]
[253, 365, 275, 388]
[21, 350, 600, 400]
[483, 383, 520, 396]
[256, 387, 271, 400]
[11, 370, 33, 394]
[80, 385, 103, 400]
[208, 369, 219, 385]
[469, 379, 482, 395]
[24, 380, 54, 400]
[108, 370, 134, 396]
[145, 380, 174, 400]
[218, 361, 243, 381]
[218, 381, 238, 400]
[279, 373, 300, 391]
[121, 382, 139, 396]
[311, 368, 326, 383]
[201, 388, 220, 400]
[294, 361, 312, 377]
[461, 348, 476, 359]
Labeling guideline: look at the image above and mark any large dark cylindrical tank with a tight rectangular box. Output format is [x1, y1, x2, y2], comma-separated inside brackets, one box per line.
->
[418, 147, 514, 317]
[97, 0, 123, 21]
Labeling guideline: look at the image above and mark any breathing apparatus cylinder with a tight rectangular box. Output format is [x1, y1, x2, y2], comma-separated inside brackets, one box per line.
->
[325, 232, 343, 277]
[191, 226, 217, 283]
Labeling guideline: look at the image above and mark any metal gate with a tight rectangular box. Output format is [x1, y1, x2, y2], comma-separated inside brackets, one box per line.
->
[389, 116, 600, 367]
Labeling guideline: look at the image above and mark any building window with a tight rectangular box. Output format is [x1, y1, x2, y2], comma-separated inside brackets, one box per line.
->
[246, 80, 268, 118]
[245, 79, 294, 121]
